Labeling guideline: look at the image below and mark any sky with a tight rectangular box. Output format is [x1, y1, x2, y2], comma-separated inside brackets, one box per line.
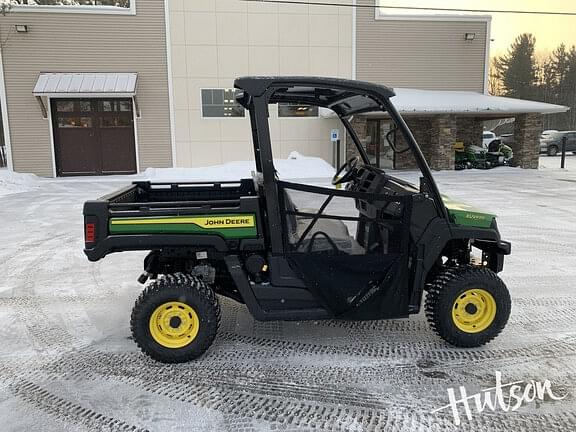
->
[378, 0, 576, 57]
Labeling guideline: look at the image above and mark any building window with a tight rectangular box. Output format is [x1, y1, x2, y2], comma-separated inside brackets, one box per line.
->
[57, 117, 93, 128]
[201, 89, 245, 118]
[374, 0, 488, 20]
[278, 104, 319, 118]
[10, 0, 130, 6]
[9, 0, 133, 14]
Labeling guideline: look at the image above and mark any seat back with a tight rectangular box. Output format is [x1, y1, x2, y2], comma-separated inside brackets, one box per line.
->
[283, 189, 299, 242]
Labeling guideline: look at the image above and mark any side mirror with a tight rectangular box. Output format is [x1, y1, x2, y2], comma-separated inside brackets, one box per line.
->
[386, 128, 410, 153]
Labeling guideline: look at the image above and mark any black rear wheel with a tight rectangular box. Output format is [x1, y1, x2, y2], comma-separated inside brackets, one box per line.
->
[425, 266, 511, 347]
[131, 273, 220, 363]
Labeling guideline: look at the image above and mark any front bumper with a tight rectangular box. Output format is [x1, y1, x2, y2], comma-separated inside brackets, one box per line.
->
[473, 239, 511, 273]
[495, 239, 511, 255]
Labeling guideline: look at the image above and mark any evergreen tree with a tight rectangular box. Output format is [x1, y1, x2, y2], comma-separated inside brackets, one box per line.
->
[492, 36, 576, 130]
[551, 45, 570, 109]
[494, 34, 538, 100]
[564, 47, 576, 128]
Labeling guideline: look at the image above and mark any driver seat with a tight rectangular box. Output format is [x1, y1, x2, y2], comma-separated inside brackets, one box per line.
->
[283, 190, 364, 255]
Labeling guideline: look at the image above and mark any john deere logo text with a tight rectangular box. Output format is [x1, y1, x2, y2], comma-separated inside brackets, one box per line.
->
[465, 213, 485, 220]
[203, 217, 254, 227]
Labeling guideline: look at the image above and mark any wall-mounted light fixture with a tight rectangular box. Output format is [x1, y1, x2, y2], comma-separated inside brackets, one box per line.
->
[15, 24, 29, 33]
[464, 32, 476, 41]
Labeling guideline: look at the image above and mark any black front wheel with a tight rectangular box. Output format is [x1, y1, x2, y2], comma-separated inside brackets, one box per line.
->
[547, 145, 559, 156]
[425, 266, 511, 347]
[131, 273, 220, 363]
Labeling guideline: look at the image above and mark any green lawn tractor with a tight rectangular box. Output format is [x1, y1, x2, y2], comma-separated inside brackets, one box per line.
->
[455, 141, 513, 170]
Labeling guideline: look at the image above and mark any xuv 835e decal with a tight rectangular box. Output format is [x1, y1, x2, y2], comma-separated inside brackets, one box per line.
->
[109, 214, 257, 238]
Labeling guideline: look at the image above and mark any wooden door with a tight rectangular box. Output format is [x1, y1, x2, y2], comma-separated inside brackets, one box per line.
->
[52, 98, 136, 176]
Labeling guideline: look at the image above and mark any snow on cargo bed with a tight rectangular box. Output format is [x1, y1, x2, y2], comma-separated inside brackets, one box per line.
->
[0, 168, 39, 197]
[143, 152, 335, 183]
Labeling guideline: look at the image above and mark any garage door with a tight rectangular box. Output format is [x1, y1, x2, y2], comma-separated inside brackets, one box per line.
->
[52, 98, 137, 176]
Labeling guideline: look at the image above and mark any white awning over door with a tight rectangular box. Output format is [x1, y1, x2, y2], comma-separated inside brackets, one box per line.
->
[33, 72, 138, 97]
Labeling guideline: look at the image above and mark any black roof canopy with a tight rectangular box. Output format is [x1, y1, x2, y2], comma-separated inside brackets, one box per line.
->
[234, 76, 396, 117]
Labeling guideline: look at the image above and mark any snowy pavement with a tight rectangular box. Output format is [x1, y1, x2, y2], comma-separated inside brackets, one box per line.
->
[1, 157, 576, 431]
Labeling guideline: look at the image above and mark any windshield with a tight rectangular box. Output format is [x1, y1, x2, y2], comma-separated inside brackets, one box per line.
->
[235, 79, 435, 197]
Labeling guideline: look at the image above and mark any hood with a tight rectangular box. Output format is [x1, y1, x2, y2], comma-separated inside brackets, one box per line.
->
[442, 195, 496, 229]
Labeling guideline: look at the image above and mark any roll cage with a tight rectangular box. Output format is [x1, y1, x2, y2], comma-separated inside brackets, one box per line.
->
[234, 76, 450, 254]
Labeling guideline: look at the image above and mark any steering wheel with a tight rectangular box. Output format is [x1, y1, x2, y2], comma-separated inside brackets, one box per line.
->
[332, 157, 359, 186]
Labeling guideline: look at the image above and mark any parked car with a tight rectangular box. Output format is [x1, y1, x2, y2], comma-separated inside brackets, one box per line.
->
[482, 131, 498, 148]
[540, 130, 558, 141]
[540, 131, 576, 156]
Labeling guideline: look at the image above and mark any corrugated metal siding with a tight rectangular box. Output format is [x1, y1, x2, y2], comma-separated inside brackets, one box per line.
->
[1, 0, 172, 177]
[356, 1, 487, 92]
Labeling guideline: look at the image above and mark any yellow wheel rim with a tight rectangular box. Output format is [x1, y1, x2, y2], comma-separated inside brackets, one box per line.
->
[452, 289, 497, 333]
[149, 301, 200, 349]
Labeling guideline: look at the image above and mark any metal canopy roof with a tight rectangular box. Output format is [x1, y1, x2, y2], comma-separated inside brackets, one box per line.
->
[235, 77, 568, 118]
[33, 72, 138, 96]
[385, 88, 569, 117]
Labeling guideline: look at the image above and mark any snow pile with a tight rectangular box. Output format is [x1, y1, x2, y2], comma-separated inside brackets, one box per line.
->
[144, 152, 335, 182]
[0, 168, 39, 197]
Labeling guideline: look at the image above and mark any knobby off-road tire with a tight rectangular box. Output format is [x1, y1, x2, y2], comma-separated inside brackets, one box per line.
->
[425, 266, 511, 348]
[131, 273, 221, 363]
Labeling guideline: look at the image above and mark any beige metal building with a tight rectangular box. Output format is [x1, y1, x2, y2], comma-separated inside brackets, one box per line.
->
[164, 0, 502, 170]
[166, 0, 352, 168]
[0, 0, 563, 176]
[356, 2, 489, 92]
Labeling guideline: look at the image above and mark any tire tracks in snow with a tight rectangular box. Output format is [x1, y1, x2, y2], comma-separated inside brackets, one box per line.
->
[35, 348, 576, 432]
[7, 234, 76, 352]
[8, 379, 148, 432]
[24, 350, 482, 431]
[214, 332, 576, 365]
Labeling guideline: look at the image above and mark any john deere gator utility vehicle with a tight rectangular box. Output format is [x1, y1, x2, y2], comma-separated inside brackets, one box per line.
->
[83, 77, 512, 363]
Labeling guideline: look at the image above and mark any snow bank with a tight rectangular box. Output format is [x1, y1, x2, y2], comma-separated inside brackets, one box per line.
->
[144, 152, 335, 182]
[0, 168, 39, 197]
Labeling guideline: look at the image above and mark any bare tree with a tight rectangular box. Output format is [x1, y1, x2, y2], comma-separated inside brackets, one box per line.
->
[488, 58, 503, 96]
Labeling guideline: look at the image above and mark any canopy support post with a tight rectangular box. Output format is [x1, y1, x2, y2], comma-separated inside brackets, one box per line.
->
[35, 96, 47, 119]
[133, 96, 141, 118]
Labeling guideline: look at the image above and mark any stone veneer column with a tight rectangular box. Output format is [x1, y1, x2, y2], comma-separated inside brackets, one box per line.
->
[394, 117, 429, 170]
[422, 115, 456, 170]
[456, 117, 484, 147]
[345, 115, 458, 171]
[512, 114, 543, 169]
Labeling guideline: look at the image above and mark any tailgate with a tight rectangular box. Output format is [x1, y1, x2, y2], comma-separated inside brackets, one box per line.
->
[83, 184, 138, 261]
